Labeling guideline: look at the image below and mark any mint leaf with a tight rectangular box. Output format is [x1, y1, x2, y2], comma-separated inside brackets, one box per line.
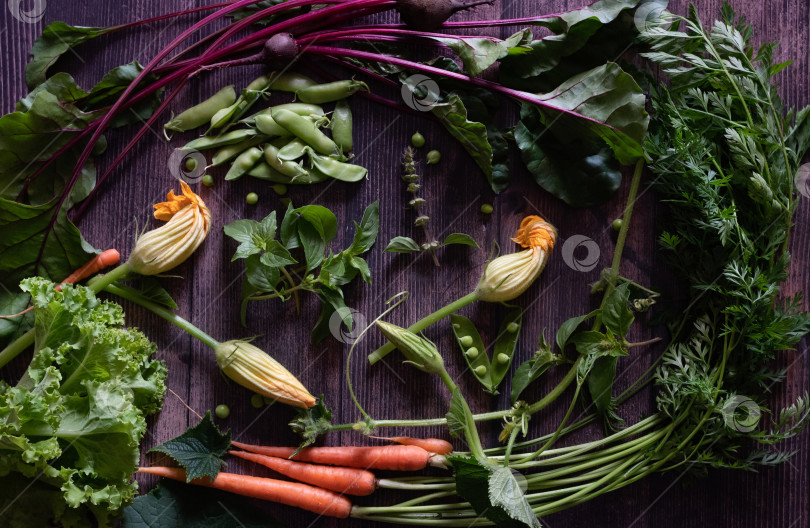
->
[488, 467, 540, 528]
[150, 412, 231, 482]
[451, 457, 536, 528]
[441, 233, 480, 248]
[385, 236, 420, 253]
[602, 282, 634, 336]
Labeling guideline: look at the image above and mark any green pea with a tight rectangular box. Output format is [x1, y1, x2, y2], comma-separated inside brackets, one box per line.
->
[164, 85, 237, 132]
[474, 365, 487, 376]
[180, 128, 261, 151]
[296, 80, 369, 104]
[202, 174, 214, 187]
[426, 150, 441, 165]
[330, 99, 353, 152]
[184, 157, 198, 172]
[480, 204, 493, 214]
[497, 353, 510, 364]
[411, 131, 425, 148]
[303, 146, 367, 183]
[465, 347, 479, 359]
[271, 108, 340, 157]
[241, 103, 325, 126]
[226, 147, 264, 181]
[267, 72, 318, 92]
[612, 218, 623, 231]
[263, 143, 310, 180]
[215, 404, 230, 419]
[460, 335, 473, 347]
[246, 192, 259, 205]
[250, 393, 263, 407]
[506, 322, 519, 333]
[272, 184, 288, 195]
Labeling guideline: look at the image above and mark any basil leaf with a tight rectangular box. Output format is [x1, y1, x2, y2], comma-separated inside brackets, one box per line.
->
[259, 241, 296, 268]
[441, 233, 480, 248]
[150, 412, 231, 482]
[349, 200, 380, 254]
[555, 310, 599, 351]
[602, 283, 635, 336]
[385, 236, 420, 254]
[312, 287, 348, 343]
[587, 355, 618, 414]
[244, 254, 281, 293]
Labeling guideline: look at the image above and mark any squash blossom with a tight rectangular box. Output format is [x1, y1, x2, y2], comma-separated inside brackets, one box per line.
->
[128, 181, 212, 275]
[475, 215, 557, 302]
[215, 340, 316, 408]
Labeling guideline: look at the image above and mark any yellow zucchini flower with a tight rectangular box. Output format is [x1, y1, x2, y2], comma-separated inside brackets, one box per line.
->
[475, 215, 557, 302]
[215, 340, 316, 408]
[128, 181, 211, 275]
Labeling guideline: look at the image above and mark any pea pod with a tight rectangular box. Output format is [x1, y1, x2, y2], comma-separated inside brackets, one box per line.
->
[295, 80, 369, 104]
[255, 113, 319, 136]
[489, 308, 522, 388]
[449, 314, 495, 393]
[303, 146, 367, 183]
[180, 129, 261, 151]
[267, 72, 317, 92]
[277, 138, 308, 161]
[330, 99, 353, 152]
[209, 75, 272, 131]
[248, 162, 329, 184]
[263, 143, 309, 180]
[241, 103, 325, 126]
[212, 137, 265, 166]
[271, 108, 340, 157]
[226, 146, 264, 181]
[164, 85, 236, 132]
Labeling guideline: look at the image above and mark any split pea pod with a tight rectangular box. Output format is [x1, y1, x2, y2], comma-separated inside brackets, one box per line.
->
[164, 85, 236, 132]
[449, 314, 496, 393]
[241, 103, 325, 126]
[226, 146, 264, 181]
[330, 99, 353, 152]
[295, 80, 369, 104]
[303, 146, 367, 183]
[267, 72, 318, 92]
[263, 143, 310, 180]
[181, 129, 262, 151]
[210, 75, 273, 130]
[271, 108, 340, 157]
[489, 308, 522, 388]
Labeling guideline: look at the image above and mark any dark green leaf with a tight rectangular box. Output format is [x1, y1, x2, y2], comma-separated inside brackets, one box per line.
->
[602, 283, 634, 336]
[349, 200, 380, 254]
[555, 310, 599, 351]
[84, 61, 164, 128]
[446, 387, 468, 438]
[385, 236, 420, 253]
[587, 355, 618, 414]
[26, 22, 115, 89]
[441, 233, 480, 248]
[289, 396, 332, 455]
[224, 219, 262, 260]
[311, 287, 348, 343]
[123, 480, 283, 528]
[244, 254, 281, 293]
[259, 241, 297, 268]
[149, 412, 231, 482]
[294, 205, 337, 243]
[511, 332, 560, 403]
[434, 29, 531, 76]
[350, 256, 371, 283]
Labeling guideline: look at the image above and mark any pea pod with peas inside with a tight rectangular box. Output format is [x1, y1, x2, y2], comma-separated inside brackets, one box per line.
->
[449, 314, 495, 393]
[490, 308, 522, 389]
[164, 85, 236, 132]
[271, 108, 341, 157]
[295, 79, 369, 104]
[330, 99, 353, 152]
[302, 146, 367, 183]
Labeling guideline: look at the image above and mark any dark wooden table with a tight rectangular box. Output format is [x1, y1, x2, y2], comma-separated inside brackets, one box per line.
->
[2, 1, 809, 527]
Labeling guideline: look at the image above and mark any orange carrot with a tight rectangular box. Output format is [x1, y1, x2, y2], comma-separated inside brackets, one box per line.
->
[230, 450, 377, 496]
[370, 436, 454, 455]
[55, 249, 121, 291]
[230, 442, 432, 471]
[137, 466, 352, 518]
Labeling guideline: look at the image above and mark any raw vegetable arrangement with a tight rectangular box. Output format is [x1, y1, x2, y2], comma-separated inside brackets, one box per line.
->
[1, 0, 809, 527]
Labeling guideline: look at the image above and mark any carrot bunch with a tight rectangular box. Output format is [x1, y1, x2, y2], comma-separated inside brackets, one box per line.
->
[139, 437, 453, 518]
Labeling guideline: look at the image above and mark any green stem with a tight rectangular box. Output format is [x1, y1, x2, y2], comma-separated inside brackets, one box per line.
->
[104, 283, 220, 349]
[514, 384, 581, 464]
[438, 369, 487, 462]
[368, 291, 479, 364]
[526, 361, 578, 414]
[0, 263, 133, 369]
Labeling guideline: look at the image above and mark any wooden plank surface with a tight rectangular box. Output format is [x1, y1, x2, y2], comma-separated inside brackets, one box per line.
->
[1, 1, 808, 527]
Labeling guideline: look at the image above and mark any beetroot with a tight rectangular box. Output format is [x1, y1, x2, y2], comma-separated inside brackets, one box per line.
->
[397, 0, 494, 30]
[263, 32, 299, 67]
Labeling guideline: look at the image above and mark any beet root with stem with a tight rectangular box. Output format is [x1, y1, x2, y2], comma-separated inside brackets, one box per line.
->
[397, 0, 494, 31]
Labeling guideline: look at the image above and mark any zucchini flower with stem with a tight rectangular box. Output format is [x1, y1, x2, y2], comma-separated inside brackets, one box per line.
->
[368, 215, 557, 365]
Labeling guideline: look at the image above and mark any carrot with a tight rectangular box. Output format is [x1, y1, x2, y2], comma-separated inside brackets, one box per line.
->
[370, 436, 454, 455]
[230, 441, 432, 471]
[1, 249, 121, 319]
[55, 249, 121, 291]
[137, 466, 352, 518]
[230, 450, 377, 496]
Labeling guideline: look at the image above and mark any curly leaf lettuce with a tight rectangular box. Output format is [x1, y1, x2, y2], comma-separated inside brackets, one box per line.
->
[0, 278, 167, 527]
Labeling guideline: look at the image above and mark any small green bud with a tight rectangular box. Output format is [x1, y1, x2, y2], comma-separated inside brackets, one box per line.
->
[480, 204, 493, 214]
[201, 174, 214, 187]
[402, 174, 420, 183]
[612, 219, 622, 231]
[465, 347, 479, 359]
[426, 150, 441, 165]
[460, 335, 474, 347]
[474, 365, 487, 376]
[414, 215, 430, 226]
[411, 131, 426, 148]
[497, 353, 510, 364]
[506, 322, 519, 333]
[376, 321, 444, 374]
[407, 182, 421, 193]
[409, 197, 427, 208]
